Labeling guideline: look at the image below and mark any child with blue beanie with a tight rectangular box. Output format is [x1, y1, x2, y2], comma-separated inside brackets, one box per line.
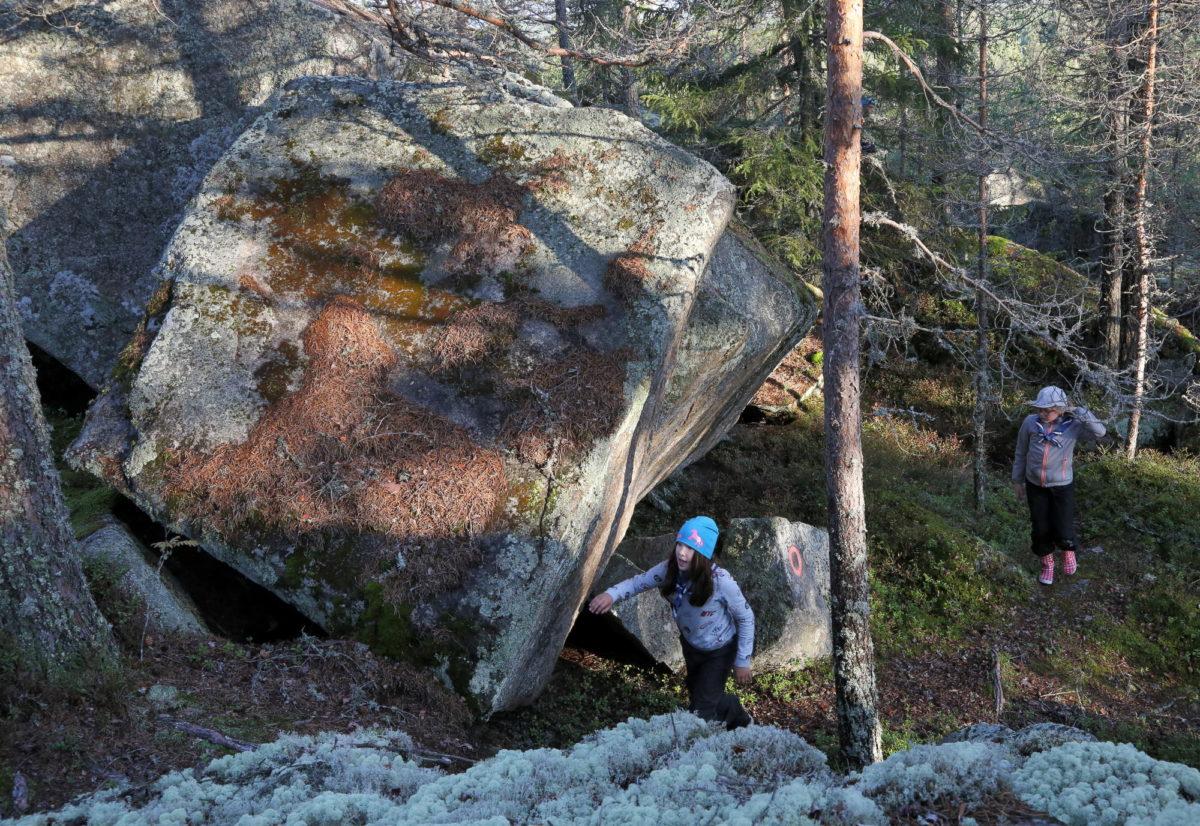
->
[588, 516, 755, 730]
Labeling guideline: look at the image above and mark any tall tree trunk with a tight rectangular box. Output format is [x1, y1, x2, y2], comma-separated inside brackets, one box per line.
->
[1100, 17, 1128, 369]
[619, 4, 640, 118]
[0, 200, 114, 677]
[555, 0, 577, 101]
[783, 0, 824, 145]
[1125, 0, 1158, 458]
[931, 0, 959, 216]
[822, 0, 882, 769]
[972, 0, 990, 512]
[934, 0, 959, 104]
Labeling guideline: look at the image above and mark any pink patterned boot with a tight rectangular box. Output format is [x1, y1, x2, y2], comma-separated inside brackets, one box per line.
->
[1038, 554, 1055, 586]
[1062, 549, 1078, 576]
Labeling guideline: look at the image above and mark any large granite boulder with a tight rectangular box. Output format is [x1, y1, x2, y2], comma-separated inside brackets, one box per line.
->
[596, 517, 832, 670]
[0, 0, 400, 386]
[69, 76, 815, 714]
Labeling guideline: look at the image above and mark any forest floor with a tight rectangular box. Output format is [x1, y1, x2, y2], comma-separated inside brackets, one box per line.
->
[2, 348, 1199, 817]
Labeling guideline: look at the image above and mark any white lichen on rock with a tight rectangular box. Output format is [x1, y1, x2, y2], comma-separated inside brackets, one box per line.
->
[11, 717, 1199, 825]
[1012, 741, 1200, 826]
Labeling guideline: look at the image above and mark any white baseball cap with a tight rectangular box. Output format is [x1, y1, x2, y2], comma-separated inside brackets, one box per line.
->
[1027, 385, 1069, 409]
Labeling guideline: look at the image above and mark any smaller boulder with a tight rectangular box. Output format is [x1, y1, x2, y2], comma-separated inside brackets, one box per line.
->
[940, 721, 1097, 758]
[81, 519, 209, 639]
[595, 517, 831, 669]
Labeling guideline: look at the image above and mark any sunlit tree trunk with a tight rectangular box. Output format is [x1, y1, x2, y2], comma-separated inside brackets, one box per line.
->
[822, 0, 882, 769]
[1125, 0, 1158, 458]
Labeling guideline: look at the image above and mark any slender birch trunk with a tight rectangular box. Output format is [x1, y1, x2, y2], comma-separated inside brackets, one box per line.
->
[1125, 0, 1158, 458]
[823, 0, 882, 769]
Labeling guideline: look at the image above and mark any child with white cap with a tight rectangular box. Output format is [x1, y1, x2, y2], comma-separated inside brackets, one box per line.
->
[588, 516, 755, 729]
[1012, 386, 1107, 585]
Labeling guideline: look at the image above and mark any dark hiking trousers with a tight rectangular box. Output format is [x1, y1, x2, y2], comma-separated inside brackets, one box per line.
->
[681, 636, 751, 730]
[1026, 481, 1077, 557]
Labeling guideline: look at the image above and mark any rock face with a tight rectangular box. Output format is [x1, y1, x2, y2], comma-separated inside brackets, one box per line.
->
[596, 517, 832, 669]
[0, 0, 398, 386]
[80, 518, 209, 638]
[70, 76, 815, 714]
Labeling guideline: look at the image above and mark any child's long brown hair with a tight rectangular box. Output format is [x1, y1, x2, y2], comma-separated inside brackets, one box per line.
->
[659, 542, 717, 606]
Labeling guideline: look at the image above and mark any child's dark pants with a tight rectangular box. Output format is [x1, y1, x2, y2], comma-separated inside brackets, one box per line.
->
[1026, 481, 1077, 556]
[681, 636, 751, 730]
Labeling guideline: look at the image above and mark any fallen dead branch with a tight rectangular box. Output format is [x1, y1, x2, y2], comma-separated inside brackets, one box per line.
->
[162, 718, 256, 753]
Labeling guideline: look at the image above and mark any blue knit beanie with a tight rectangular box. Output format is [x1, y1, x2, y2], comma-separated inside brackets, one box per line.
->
[676, 516, 719, 559]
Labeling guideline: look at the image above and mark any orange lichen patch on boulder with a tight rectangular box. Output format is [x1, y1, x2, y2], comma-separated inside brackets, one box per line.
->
[525, 148, 584, 197]
[432, 301, 522, 371]
[604, 226, 659, 304]
[521, 299, 608, 330]
[213, 167, 465, 352]
[163, 297, 506, 594]
[238, 273, 274, 300]
[429, 294, 625, 464]
[375, 169, 533, 278]
[503, 347, 632, 466]
[113, 278, 175, 386]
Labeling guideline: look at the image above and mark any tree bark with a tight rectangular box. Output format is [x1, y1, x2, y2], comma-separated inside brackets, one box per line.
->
[555, 0, 577, 101]
[783, 0, 824, 145]
[1100, 16, 1128, 369]
[1125, 0, 1158, 458]
[930, 0, 960, 215]
[0, 206, 114, 676]
[618, 3, 640, 118]
[822, 0, 883, 769]
[972, 0, 990, 512]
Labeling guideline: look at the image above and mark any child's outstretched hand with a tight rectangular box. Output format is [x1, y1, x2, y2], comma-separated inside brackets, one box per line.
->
[735, 666, 752, 685]
[588, 593, 614, 614]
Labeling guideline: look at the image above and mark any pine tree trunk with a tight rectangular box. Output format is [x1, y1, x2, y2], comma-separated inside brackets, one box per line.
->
[1125, 0, 1158, 459]
[783, 0, 824, 145]
[0, 220, 114, 676]
[931, 0, 959, 216]
[1100, 18, 1128, 369]
[555, 0, 577, 101]
[972, 0, 990, 513]
[822, 0, 883, 769]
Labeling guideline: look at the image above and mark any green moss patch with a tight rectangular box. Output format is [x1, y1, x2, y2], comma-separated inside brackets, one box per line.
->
[46, 407, 118, 538]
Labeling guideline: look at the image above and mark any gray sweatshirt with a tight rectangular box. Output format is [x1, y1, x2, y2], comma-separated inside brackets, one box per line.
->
[1012, 408, 1106, 487]
[604, 561, 755, 667]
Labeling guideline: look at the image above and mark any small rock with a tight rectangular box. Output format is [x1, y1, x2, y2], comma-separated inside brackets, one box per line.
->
[147, 684, 181, 711]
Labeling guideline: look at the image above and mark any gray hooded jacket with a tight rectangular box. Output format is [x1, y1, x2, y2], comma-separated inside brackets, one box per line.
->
[1012, 408, 1106, 488]
[604, 561, 755, 667]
